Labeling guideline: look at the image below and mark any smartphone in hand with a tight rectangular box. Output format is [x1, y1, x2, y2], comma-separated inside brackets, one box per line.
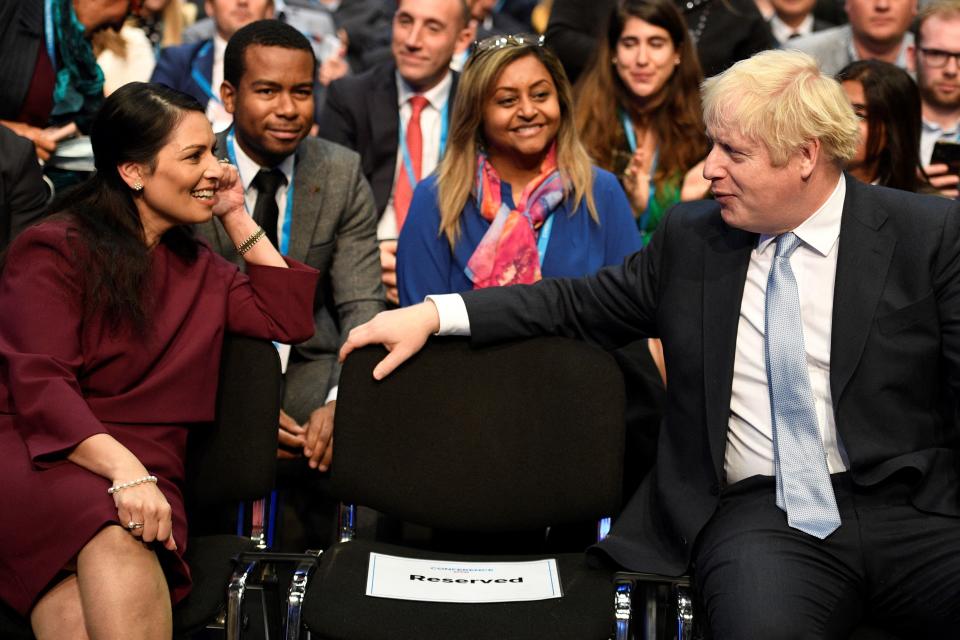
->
[931, 140, 960, 175]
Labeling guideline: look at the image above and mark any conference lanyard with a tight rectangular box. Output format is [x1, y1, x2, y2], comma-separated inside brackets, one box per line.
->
[398, 98, 449, 192]
[191, 41, 222, 106]
[226, 130, 294, 256]
[44, 0, 57, 74]
[620, 109, 659, 233]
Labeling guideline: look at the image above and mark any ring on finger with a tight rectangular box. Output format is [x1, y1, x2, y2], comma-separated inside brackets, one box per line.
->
[127, 521, 145, 530]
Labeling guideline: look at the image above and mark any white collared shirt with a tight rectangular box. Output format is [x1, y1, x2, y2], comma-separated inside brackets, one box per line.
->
[770, 14, 814, 45]
[725, 175, 850, 483]
[920, 118, 960, 166]
[377, 71, 454, 240]
[206, 34, 234, 133]
[229, 138, 296, 374]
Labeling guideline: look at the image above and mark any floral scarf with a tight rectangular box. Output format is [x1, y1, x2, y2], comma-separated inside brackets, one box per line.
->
[465, 146, 564, 288]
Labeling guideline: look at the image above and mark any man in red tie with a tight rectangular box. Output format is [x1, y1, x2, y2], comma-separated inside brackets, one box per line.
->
[318, 0, 474, 304]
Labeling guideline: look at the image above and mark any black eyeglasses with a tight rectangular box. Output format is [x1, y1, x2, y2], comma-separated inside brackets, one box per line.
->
[471, 33, 545, 56]
[919, 47, 960, 68]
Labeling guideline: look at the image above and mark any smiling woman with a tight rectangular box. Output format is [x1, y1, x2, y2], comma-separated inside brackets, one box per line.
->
[0, 82, 317, 637]
[574, 0, 709, 246]
[395, 37, 641, 306]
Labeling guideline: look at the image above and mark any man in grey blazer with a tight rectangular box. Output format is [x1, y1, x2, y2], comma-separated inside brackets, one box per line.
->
[787, 0, 917, 74]
[195, 20, 384, 503]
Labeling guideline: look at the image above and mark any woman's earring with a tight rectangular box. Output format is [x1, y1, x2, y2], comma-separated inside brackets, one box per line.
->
[611, 56, 618, 65]
[132, 180, 143, 192]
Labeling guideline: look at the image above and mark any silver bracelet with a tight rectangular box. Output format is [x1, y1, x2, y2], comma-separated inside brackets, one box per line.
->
[107, 475, 158, 495]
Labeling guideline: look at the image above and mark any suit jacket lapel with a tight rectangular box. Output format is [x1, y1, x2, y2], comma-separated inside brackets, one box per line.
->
[830, 175, 895, 405]
[286, 142, 322, 263]
[373, 68, 399, 166]
[702, 222, 755, 480]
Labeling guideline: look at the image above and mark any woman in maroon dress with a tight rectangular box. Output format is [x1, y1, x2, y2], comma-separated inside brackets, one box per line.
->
[0, 82, 318, 638]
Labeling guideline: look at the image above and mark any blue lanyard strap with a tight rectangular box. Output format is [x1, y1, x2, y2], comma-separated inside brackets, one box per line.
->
[398, 98, 449, 192]
[191, 41, 222, 106]
[44, 0, 57, 74]
[226, 130, 294, 255]
[536, 213, 554, 263]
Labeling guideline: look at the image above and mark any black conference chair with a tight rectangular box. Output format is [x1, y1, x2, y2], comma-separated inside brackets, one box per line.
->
[297, 336, 627, 640]
[0, 334, 283, 639]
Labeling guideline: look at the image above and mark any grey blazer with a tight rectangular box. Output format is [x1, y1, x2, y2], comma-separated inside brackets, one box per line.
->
[785, 24, 914, 76]
[196, 132, 386, 423]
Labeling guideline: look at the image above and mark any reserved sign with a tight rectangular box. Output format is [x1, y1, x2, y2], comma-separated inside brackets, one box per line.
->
[365, 553, 563, 603]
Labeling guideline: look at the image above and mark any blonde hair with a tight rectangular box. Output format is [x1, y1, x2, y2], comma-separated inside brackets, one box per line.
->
[701, 49, 859, 167]
[436, 43, 596, 246]
[94, 0, 187, 58]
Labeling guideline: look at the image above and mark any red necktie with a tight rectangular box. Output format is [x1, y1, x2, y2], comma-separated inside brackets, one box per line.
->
[394, 95, 429, 230]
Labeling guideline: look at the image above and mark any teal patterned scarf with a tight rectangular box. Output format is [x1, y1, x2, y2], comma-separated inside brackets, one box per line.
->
[49, 0, 104, 132]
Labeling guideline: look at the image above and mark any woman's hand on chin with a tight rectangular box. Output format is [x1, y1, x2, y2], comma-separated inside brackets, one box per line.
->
[212, 162, 246, 219]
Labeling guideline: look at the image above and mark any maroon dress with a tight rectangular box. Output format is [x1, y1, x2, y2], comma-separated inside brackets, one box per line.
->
[0, 221, 319, 615]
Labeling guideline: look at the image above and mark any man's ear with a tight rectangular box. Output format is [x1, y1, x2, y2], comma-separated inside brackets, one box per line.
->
[221, 80, 237, 115]
[906, 43, 917, 74]
[797, 138, 821, 180]
[456, 21, 476, 53]
[117, 162, 145, 190]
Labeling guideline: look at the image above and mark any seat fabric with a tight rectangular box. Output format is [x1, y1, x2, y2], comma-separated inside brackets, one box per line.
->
[302, 539, 615, 640]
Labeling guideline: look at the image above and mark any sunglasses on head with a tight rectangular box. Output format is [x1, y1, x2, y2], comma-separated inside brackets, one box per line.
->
[471, 33, 545, 56]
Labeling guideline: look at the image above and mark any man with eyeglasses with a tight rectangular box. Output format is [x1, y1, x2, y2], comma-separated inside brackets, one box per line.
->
[909, 0, 960, 198]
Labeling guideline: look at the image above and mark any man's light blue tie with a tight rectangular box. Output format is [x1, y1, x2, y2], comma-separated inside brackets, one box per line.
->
[765, 232, 841, 539]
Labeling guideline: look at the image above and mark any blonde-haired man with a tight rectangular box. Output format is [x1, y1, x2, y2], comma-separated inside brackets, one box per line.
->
[341, 49, 960, 635]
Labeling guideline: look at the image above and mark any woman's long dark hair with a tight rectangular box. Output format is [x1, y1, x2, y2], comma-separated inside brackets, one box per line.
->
[43, 82, 205, 332]
[574, 0, 707, 186]
[836, 61, 922, 192]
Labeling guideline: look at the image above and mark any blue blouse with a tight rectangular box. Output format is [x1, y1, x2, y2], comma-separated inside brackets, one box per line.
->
[397, 168, 642, 307]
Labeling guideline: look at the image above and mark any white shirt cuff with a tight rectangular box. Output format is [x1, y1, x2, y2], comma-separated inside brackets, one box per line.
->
[324, 385, 338, 404]
[426, 294, 471, 336]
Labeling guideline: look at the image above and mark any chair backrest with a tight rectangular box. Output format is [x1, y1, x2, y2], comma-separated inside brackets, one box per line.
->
[332, 336, 626, 532]
[184, 334, 282, 513]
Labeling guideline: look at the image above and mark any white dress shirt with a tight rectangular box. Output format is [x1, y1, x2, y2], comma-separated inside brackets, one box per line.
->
[429, 176, 852, 485]
[206, 34, 234, 133]
[770, 14, 814, 45]
[377, 71, 454, 240]
[725, 176, 849, 483]
[230, 139, 299, 376]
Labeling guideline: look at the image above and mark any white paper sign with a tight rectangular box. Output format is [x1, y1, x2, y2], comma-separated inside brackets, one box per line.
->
[365, 553, 563, 603]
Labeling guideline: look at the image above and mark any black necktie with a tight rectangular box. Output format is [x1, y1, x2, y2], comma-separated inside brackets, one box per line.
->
[252, 168, 286, 248]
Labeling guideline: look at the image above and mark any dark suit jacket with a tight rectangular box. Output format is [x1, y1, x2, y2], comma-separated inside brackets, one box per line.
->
[0, 0, 43, 121]
[0, 125, 47, 250]
[316, 62, 460, 218]
[195, 132, 386, 422]
[461, 175, 960, 574]
[151, 40, 215, 109]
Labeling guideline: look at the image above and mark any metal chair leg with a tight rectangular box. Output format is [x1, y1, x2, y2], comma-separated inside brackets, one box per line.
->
[614, 579, 634, 640]
[227, 559, 258, 640]
[338, 503, 357, 542]
[285, 551, 322, 640]
[675, 585, 694, 640]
